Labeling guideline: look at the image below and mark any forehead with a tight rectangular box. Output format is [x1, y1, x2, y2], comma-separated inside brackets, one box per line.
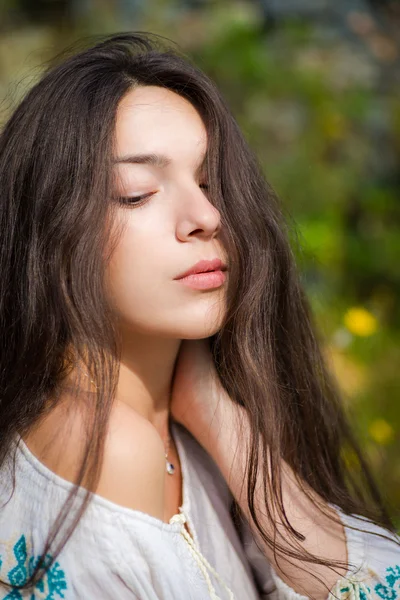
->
[114, 86, 207, 162]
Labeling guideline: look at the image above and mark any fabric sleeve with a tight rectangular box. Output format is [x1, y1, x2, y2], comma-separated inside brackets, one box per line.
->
[236, 506, 400, 600]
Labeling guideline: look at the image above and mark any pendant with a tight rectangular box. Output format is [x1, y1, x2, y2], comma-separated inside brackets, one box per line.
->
[166, 461, 175, 475]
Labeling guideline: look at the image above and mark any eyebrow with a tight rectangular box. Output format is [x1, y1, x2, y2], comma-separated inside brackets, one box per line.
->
[113, 152, 207, 176]
[114, 153, 172, 168]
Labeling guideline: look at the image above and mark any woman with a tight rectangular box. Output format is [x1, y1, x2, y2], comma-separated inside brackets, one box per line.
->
[0, 32, 398, 600]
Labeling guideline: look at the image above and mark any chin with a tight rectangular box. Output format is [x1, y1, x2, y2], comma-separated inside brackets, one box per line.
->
[117, 295, 227, 339]
[170, 307, 226, 340]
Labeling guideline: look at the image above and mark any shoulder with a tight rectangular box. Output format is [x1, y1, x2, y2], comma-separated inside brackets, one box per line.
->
[96, 402, 166, 518]
[23, 399, 167, 520]
[341, 511, 400, 570]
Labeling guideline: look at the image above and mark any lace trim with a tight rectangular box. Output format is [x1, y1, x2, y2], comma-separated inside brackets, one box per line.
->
[170, 512, 235, 599]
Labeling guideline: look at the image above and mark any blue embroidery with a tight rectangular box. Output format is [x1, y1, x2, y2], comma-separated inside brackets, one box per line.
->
[338, 582, 372, 599]
[7, 536, 28, 587]
[360, 588, 371, 600]
[386, 567, 400, 590]
[373, 565, 400, 600]
[0, 535, 67, 599]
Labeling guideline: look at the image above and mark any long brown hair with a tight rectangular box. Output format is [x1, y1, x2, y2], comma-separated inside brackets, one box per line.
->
[0, 32, 397, 594]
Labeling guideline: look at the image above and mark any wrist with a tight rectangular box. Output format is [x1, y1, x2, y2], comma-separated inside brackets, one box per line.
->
[187, 395, 248, 460]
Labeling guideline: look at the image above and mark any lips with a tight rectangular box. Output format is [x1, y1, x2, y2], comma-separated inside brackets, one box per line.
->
[174, 258, 227, 280]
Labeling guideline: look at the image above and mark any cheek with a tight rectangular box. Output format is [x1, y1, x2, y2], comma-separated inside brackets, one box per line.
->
[105, 214, 182, 335]
[106, 228, 162, 314]
[104, 218, 227, 337]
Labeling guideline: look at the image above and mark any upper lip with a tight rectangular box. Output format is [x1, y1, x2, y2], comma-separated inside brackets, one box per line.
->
[174, 258, 228, 280]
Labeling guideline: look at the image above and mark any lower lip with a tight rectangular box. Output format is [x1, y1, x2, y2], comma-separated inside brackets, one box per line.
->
[175, 270, 226, 290]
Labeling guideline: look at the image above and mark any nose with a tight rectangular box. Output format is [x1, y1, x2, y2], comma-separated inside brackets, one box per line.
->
[176, 182, 222, 242]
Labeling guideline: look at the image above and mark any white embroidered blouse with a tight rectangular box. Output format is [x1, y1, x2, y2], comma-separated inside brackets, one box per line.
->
[0, 420, 399, 599]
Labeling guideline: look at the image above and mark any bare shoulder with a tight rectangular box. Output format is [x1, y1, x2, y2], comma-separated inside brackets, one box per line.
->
[96, 402, 166, 519]
[24, 399, 166, 521]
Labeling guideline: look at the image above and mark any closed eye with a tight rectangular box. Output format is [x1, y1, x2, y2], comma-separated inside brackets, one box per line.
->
[117, 183, 208, 208]
[117, 192, 155, 207]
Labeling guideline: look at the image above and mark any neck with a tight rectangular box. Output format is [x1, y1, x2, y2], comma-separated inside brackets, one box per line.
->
[116, 332, 181, 437]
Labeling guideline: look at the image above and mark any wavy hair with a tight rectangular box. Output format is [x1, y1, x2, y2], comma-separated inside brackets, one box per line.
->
[0, 32, 396, 594]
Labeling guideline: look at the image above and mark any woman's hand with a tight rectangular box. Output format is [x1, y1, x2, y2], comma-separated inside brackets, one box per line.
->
[170, 341, 348, 600]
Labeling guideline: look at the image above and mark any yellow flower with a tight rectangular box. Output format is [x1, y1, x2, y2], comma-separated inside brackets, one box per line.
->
[369, 419, 394, 445]
[343, 307, 378, 336]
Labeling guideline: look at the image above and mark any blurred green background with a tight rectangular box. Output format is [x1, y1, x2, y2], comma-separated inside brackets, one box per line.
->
[1, 0, 399, 520]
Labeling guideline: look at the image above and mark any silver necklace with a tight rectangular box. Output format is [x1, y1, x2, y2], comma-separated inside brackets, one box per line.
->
[81, 369, 175, 476]
[164, 424, 175, 476]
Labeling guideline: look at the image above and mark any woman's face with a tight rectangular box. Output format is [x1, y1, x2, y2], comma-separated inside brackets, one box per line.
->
[106, 85, 228, 340]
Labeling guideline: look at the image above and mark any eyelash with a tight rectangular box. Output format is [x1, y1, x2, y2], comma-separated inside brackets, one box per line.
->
[118, 192, 155, 207]
[118, 184, 209, 208]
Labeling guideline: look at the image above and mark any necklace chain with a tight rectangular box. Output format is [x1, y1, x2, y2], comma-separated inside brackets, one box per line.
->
[163, 417, 175, 475]
[81, 369, 175, 475]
